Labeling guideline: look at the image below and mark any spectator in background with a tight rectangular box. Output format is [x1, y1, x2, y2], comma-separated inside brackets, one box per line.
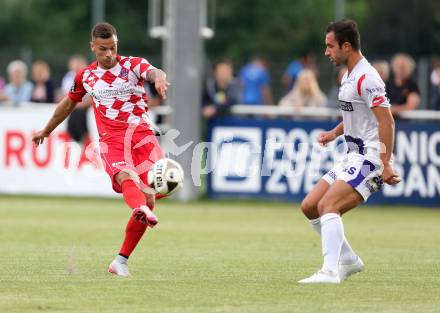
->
[279, 69, 327, 108]
[326, 66, 347, 108]
[0, 76, 5, 90]
[387, 53, 420, 115]
[372, 60, 390, 83]
[430, 65, 440, 110]
[282, 51, 317, 91]
[0, 60, 33, 105]
[429, 56, 440, 88]
[202, 58, 241, 119]
[239, 56, 273, 105]
[59, 54, 91, 143]
[31, 60, 55, 103]
[59, 55, 88, 100]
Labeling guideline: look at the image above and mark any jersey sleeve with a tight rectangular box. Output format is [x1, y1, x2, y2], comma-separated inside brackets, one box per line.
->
[359, 73, 390, 109]
[130, 57, 157, 81]
[68, 69, 87, 102]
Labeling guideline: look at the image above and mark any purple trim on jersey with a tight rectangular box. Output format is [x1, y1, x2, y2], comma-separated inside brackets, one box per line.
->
[347, 159, 376, 188]
[345, 135, 365, 155]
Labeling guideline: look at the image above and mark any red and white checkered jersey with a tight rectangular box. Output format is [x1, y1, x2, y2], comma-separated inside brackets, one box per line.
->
[68, 55, 156, 136]
[338, 57, 390, 157]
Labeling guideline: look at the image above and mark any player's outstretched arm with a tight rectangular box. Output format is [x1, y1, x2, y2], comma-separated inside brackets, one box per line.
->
[147, 69, 170, 100]
[372, 106, 400, 185]
[318, 122, 344, 146]
[32, 96, 78, 146]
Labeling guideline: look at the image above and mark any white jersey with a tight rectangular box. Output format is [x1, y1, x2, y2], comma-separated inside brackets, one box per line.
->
[338, 58, 390, 157]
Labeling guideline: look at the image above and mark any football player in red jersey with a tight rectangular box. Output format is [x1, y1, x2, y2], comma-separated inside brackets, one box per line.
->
[33, 23, 170, 276]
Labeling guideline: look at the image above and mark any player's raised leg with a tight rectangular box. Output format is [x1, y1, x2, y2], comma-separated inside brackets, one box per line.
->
[298, 180, 363, 284]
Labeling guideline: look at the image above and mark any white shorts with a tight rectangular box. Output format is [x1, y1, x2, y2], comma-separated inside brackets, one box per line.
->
[322, 153, 384, 201]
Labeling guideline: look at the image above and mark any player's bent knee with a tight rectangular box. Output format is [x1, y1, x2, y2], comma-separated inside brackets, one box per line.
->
[300, 198, 319, 219]
[317, 198, 339, 216]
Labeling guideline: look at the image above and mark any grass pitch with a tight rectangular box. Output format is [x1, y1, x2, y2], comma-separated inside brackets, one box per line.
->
[0, 195, 439, 313]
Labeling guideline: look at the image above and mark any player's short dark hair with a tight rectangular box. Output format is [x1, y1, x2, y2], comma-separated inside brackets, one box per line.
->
[326, 19, 360, 50]
[91, 22, 117, 40]
[215, 58, 234, 68]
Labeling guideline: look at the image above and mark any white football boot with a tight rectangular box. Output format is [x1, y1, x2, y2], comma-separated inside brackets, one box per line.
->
[108, 258, 131, 277]
[298, 269, 341, 284]
[339, 256, 364, 281]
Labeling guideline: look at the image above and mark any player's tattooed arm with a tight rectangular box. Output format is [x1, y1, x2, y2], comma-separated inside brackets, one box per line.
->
[32, 96, 77, 146]
[147, 69, 170, 100]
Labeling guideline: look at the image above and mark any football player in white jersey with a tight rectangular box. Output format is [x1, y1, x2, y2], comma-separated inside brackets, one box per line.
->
[298, 20, 401, 284]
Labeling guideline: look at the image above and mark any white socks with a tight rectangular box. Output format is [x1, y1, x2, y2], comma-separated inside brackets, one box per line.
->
[310, 218, 321, 234]
[320, 213, 344, 274]
[310, 216, 358, 265]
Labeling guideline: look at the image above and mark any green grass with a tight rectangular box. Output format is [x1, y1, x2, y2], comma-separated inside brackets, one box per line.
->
[0, 196, 439, 313]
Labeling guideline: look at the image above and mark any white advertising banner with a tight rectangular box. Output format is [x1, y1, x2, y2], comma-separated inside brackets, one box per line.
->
[0, 106, 115, 197]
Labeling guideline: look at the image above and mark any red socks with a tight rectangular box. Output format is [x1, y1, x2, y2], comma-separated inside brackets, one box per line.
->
[119, 216, 148, 257]
[120, 179, 148, 258]
[121, 180, 146, 210]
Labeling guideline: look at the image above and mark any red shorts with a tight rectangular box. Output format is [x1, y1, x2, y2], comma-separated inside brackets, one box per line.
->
[99, 127, 164, 193]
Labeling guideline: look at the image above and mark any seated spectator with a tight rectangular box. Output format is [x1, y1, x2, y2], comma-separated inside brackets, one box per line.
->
[31, 60, 55, 103]
[239, 56, 273, 105]
[430, 65, 440, 110]
[0, 60, 33, 105]
[372, 60, 390, 83]
[202, 58, 241, 119]
[279, 69, 327, 108]
[326, 66, 347, 108]
[387, 53, 420, 115]
[282, 51, 317, 91]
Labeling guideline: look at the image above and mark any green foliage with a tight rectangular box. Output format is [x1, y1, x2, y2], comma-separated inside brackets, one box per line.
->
[0, 0, 439, 87]
[0, 0, 160, 79]
[360, 0, 440, 56]
[208, 0, 440, 63]
[207, 0, 333, 63]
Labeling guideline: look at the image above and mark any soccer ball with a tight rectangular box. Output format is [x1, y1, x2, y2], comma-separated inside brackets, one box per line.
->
[147, 158, 184, 196]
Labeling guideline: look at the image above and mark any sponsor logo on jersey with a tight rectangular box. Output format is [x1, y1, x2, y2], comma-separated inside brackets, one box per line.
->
[339, 101, 354, 111]
[119, 67, 129, 79]
[366, 87, 384, 94]
[111, 161, 128, 168]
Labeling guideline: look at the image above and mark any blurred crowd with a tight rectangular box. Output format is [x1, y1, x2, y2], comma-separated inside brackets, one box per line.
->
[0, 55, 163, 143]
[202, 52, 440, 119]
[1, 52, 440, 133]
